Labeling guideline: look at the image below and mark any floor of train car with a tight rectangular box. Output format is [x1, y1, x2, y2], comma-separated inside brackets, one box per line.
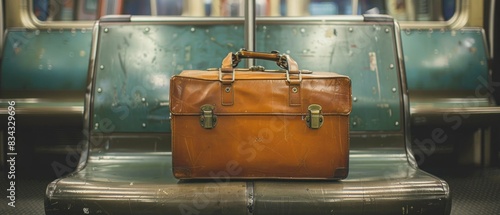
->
[1, 148, 500, 214]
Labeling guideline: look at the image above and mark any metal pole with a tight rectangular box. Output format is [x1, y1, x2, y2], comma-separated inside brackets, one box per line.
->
[244, 0, 255, 67]
[150, 0, 158, 16]
[490, 0, 496, 58]
[352, 0, 359, 15]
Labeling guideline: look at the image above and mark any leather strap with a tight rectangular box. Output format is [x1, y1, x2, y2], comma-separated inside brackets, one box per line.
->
[221, 83, 234, 106]
[289, 84, 301, 106]
[221, 52, 234, 72]
[220, 53, 235, 106]
[220, 50, 302, 106]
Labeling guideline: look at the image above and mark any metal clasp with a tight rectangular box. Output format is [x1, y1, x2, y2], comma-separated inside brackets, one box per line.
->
[219, 68, 235, 84]
[286, 69, 302, 84]
[306, 104, 324, 129]
[200, 104, 217, 129]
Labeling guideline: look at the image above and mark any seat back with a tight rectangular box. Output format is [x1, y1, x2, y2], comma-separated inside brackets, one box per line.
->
[402, 28, 492, 109]
[1, 28, 91, 94]
[401, 28, 497, 167]
[91, 16, 404, 135]
[0, 28, 92, 175]
[86, 14, 412, 168]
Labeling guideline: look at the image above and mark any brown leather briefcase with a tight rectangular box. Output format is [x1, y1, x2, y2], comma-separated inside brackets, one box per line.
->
[170, 50, 351, 179]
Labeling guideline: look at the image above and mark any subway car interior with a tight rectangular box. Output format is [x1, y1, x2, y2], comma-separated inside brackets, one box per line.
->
[1, 0, 500, 214]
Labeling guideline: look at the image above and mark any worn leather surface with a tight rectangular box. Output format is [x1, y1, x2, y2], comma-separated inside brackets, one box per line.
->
[170, 67, 351, 179]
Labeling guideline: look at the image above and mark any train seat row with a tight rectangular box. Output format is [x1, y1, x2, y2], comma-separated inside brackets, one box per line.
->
[402, 28, 500, 167]
[2, 14, 496, 214]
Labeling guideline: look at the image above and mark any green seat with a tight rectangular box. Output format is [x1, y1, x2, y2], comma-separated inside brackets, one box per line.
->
[0, 28, 92, 124]
[45, 15, 450, 215]
[402, 28, 500, 126]
[0, 28, 92, 173]
[402, 28, 500, 167]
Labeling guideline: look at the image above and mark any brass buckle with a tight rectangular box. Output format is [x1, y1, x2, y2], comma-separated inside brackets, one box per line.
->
[200, 104, 217, 129]
[219, 68, 235, 84]
[306, 104, 323, 129]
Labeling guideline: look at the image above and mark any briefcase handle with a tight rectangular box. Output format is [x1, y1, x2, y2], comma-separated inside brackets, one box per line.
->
[221, 49, 300, 72]
[220, 49, 301, 84]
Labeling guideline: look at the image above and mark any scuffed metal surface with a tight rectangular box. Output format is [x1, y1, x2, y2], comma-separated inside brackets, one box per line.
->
[45, 136, 449, 215]
[1, 28, 92, 91]
[254, 137, 449, 214]
[402, 28, 489, 91]
[93, 24, 243, 132]
[93, 23, 401, 132]
[256, 24, 401, 131]
[402, 28, 496, 125]
[0, 28, 91, 128]
[45, 152, 249, 215]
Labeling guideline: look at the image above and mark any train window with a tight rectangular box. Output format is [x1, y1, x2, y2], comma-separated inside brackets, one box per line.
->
[31, 0, 461, 22]
[33, 0, 185, 21]
[296, 0, 457, 21]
